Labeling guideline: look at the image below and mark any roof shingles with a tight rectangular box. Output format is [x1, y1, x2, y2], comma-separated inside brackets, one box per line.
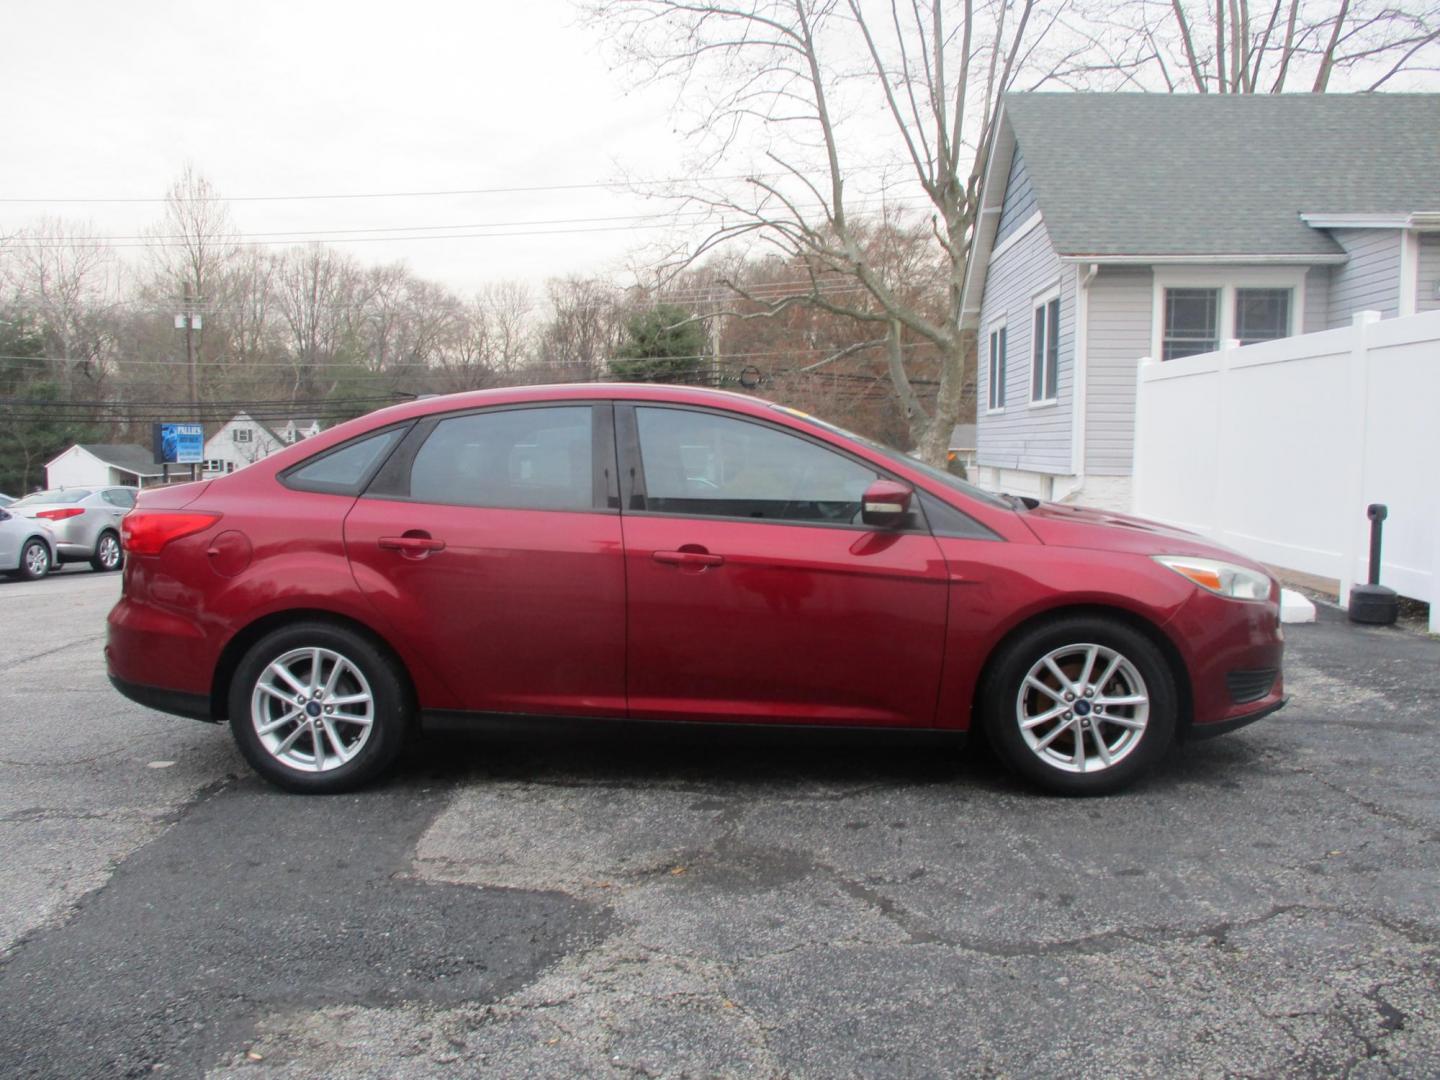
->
[1002, 93, 1440, 258]
[77, 444, 164, 477]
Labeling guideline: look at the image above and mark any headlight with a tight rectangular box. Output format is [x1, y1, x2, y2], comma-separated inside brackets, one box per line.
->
[1153, 556, 1274, 601]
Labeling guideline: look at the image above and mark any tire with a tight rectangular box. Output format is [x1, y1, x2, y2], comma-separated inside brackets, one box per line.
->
[91, 530, 124, 572]
[11, 538, 52, 581]
[980, 615, 1178, 796]
[228, 621, 412, 794]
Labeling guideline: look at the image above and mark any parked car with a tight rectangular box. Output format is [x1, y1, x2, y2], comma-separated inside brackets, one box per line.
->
[106, 385, 1285, 796]
[0, 507, 57, 580]
[10, 486, 134, 572]
[0, 493, 15, 507]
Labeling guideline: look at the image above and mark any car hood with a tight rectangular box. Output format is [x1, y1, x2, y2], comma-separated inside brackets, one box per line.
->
[1018, 501, 1266, 567]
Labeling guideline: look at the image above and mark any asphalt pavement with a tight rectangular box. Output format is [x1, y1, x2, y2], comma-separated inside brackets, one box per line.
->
[1, 570, 1437, 1078]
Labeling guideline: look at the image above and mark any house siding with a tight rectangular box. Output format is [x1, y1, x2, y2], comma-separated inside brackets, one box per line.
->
[976, 217, 1075, 475]
[994, 149, 1036, 247]
[1328, 228, 1401, 326]
[1302, 266, 1329, 332]
[1418, 234, 1440, 314]
[1084, 267, 1153, 476]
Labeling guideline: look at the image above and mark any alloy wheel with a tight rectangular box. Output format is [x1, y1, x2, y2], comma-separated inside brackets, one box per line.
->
[97, 534, 121, 570]
[25, 542, 49, 578]
[250, 647, 375, 773]
[1015, 643, 1150, 774]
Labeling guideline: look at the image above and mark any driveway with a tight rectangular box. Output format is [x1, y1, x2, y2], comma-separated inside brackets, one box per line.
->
[1, 572, 1437, 1077]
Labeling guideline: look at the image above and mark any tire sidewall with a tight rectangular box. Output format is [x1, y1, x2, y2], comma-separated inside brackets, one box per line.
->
[228, 621, 410, 794]
[983, 617, 1177, 796]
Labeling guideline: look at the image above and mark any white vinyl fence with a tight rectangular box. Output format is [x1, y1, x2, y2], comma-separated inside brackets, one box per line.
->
[1133, 310, 1440, 632]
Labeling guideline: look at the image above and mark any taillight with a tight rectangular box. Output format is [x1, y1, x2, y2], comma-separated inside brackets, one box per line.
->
[121, 511, 223, 556]
[36, 507, 85, 521]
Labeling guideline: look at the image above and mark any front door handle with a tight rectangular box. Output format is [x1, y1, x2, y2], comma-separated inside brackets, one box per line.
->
[653, 549, 725, 570]
[379, 534, 446, 557]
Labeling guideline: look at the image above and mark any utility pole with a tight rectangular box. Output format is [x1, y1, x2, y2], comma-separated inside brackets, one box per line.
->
[175, 283, 203, 481]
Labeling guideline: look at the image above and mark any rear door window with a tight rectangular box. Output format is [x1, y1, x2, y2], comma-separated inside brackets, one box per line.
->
[406, 406, 596, 511]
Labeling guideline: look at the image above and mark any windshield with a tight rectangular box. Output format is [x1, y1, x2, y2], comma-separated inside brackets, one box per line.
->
[768, 405, 1012, 511]
[13, 489, 91, 506]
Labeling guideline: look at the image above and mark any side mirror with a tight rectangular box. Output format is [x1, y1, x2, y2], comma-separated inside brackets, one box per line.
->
[0, 509, 9, 522]
[861, 479, 913, 529]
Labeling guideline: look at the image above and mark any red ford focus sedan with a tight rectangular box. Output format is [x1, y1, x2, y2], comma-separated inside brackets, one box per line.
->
[106, 384, 1285, 796]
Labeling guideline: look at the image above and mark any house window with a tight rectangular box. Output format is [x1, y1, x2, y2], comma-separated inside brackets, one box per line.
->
[1162, 288, 1220, 360]
[203, 459, 224, 473]
[233, 428, 253, 444]
[987, 323, 1007, 411]
[1235, 288, 1291, 345]
[1031, 295, 1060, 403]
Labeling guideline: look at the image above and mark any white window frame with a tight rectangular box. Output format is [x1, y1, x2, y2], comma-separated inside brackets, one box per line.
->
[985, 317, 1008, 414]
[1029, 285, 1061, 407]
[232, 427, 254, 444]
[1151, 267, 1306, 361]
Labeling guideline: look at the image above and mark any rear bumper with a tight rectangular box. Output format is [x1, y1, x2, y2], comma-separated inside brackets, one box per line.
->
[109, 674, 217, 722]
[106, 595, 215, 700]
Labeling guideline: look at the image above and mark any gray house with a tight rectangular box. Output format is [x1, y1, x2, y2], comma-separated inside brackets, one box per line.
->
[963, 93, 1440, 510]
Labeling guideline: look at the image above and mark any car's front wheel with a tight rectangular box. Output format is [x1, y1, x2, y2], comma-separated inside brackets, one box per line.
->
[981, 616, 1177, 796]
[91, 530, 123, 572]
[228, 622, 412, 794]
[12, 538, 51, 581]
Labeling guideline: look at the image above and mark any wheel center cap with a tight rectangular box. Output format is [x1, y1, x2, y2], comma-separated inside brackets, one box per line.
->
[1074, 699, 1092, 717]
[305, 702, 322, 718]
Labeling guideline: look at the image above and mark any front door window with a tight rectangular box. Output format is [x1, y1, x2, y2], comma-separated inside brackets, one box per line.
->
[633, 406, 878, 526]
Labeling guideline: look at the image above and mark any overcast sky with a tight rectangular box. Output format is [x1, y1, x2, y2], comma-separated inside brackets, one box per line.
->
[0, 0, 707, 295]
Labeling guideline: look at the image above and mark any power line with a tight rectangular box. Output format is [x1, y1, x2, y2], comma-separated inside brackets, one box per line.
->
[0, 336, 939, 371]
[0, 196, 932, 246]
[0, 165, 917, 205]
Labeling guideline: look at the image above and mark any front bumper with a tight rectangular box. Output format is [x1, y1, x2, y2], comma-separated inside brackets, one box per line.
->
[1164, 586, 1286, 735]
[1184, 695, 1288, 740]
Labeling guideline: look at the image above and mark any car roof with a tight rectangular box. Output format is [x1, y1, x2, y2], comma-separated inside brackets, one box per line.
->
[418, 382, 763, 412]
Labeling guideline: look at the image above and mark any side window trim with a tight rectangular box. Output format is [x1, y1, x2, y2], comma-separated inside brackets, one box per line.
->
[614, 404, 647, 511]
[618, 402, 933, 534]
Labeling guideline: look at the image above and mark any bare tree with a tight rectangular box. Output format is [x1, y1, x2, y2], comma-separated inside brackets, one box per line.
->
[1057, 0, 1438, 92]
[477, 280, 535, 373]
[592, 0, 1049, 462]
[0, 217, 123, 393]
[535, 276, 625, 380]
[272, 245, 364, 400]
[147, 166, 240, 406]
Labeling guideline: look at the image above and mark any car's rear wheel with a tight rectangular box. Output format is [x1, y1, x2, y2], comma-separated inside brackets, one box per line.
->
[981, 616, 1177, 796]
[13, 538, 51, 581]
[91, 530, 123, 572]
[228, 622, 411, 794]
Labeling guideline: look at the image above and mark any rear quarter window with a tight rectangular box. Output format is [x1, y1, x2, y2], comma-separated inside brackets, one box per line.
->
[281, 426, 408, 496]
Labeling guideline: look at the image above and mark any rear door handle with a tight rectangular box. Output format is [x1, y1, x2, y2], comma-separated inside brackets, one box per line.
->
[653, 549, 725, 569]
[379, 535, 446, 557]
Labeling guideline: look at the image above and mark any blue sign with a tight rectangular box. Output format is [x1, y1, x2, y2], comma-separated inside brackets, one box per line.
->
[154, 423, 205, 465]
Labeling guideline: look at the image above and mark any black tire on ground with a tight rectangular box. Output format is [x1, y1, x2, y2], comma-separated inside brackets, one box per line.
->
[227, 621, 412, 794]
[980, 615, 1178, 796]
[11, 538, 51, 581]
[91, 530, 124, 572]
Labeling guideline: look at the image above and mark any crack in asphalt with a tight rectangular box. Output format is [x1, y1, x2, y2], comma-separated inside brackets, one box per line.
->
[6, 634, 106, 669]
